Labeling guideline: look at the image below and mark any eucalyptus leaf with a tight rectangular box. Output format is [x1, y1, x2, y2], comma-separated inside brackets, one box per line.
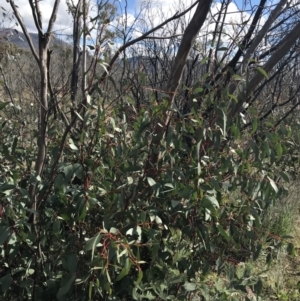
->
[57, 273, 76, 297]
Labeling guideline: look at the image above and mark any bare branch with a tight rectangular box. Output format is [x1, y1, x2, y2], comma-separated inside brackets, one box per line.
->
[143, 34, 183, 40]
[242, 0, 287, 72]
[9, 0, 39, 64]
[227, 0, 267, 70]
[47, 0, 61, 34]
[90, 0, 201, 94]
[232, 20, 300, 116]
[28, 0, 43, 34]
[144, 0, 213, 175]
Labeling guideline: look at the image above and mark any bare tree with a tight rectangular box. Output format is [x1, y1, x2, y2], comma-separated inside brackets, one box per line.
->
[10, 0, 60, 230]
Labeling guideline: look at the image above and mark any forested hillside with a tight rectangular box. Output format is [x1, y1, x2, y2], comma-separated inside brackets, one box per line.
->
[1, 0, 300, 300]
[0, 28, 70, 49]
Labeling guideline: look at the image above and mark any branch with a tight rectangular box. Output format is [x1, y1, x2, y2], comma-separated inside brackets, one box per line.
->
[274, 101, 300, 127]
[9, 0, 39, 64]
[47, 0, 61, 34]
[143, 34, 183, 40]
[227, 0, 267, 70]
[241, 0, 287, 72]
[28, 0, 43, 34]
[144, 0, 213, 176]
[231, 20, 300, 116]
[89, 0, 201, 94]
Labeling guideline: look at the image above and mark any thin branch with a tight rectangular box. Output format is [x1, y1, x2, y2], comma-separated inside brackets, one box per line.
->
[231, 20, 300, 116]
[9, 1, 39, 64]
[47, 0, 61, 34]
[0, 66, 15, 104]
[144, 0, 213, 176]
[274, 101, 300, 127]
[27, 0, 43, 34]
[143, 34, 183, 40]
[33, 0, 43, 32]
[241, 0, 287, 72]
[227, 0, 267, 71]
[90, 0, 201, 94]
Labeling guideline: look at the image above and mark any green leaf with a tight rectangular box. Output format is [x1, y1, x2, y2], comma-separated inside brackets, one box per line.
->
[147, 177, 156, 187]
[253, 244, 262, 261]
[276, 143, 283, 159]
[69, 143, 78, 151]
[287, 243, 295, 256]
[76, 195, 86, 221]
[126, 226, 142, 241]
[222, 109, 227, 137]
[62, 163, 82, 183]
[57, 273, 76, 297]
[232, 74, 244, 81]
[193, 87, 203, 94]
[155, 216, 163, 224]
[254, 278, 263, 295]
[171, 200, 180, 208]
[0, 226, 11, 245]
[251, 118, 258, 134]
[228, 94, 238, 103]
[203, 195, 219, 208]
[138, 72, 147, 85]
[88, 281, 93, 300]
[85, 233, 102, 260]
[67, 254, 78, 273]
[0, 102, 10, 110]
[216, 224, 230, 242]
[183, 282, 197, 292]
[279, 171, 289, 183]
[116, 257, 131, 281]
[54, 173, 67, 193]
[53, 219, 60, 234]
[110, 117, 116, 131]
[110, 227, 119, 234]
[267, 176, 278, 193]
[11, 137, 18, 155]
[266, 253, 272, 266]
[256, 67, 269, 79]
[0, 184, 15, 192]
[249, 139, 259, 161]
[127, 176, 133, 184]
[0, 275, 13, 292]
[7, 232, 17, 245]
[123, 165, 141, 172]
[136, 269, 143, 284]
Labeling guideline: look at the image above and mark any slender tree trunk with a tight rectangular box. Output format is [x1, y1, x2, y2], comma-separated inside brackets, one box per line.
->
[144, 0, 213, 176]
[71, 0, 82, 120]
[231, 20, 300, 117]
[36, 36, 49, 177]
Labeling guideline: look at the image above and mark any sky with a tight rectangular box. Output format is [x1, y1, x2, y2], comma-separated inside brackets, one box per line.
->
[0, 0, 264, 28]
[0, 0, 271, 44]
[125, 0, 262, 13]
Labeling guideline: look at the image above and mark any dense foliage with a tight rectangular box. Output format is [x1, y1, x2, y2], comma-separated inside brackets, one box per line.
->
[1, 0, 300, 300]
[0, 82, 299, 300]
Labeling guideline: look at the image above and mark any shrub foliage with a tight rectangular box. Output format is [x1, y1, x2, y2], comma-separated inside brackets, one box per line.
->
[1, 0, 300, 300]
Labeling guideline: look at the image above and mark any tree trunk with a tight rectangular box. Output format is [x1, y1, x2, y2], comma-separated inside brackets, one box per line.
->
[144, 0, 213, 176]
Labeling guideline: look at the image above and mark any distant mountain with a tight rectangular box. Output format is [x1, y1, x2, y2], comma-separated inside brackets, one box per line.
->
[0, 28, 71, 50]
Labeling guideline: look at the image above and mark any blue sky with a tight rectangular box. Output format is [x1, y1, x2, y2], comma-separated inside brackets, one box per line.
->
[124, 0, 262, 11]
[1, 0, 266, 35]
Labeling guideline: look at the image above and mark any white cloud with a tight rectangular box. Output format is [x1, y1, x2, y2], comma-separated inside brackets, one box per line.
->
[0, 1, 253, 41]
[1, 0, 73, 34]
[0, 0, 267, 61]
